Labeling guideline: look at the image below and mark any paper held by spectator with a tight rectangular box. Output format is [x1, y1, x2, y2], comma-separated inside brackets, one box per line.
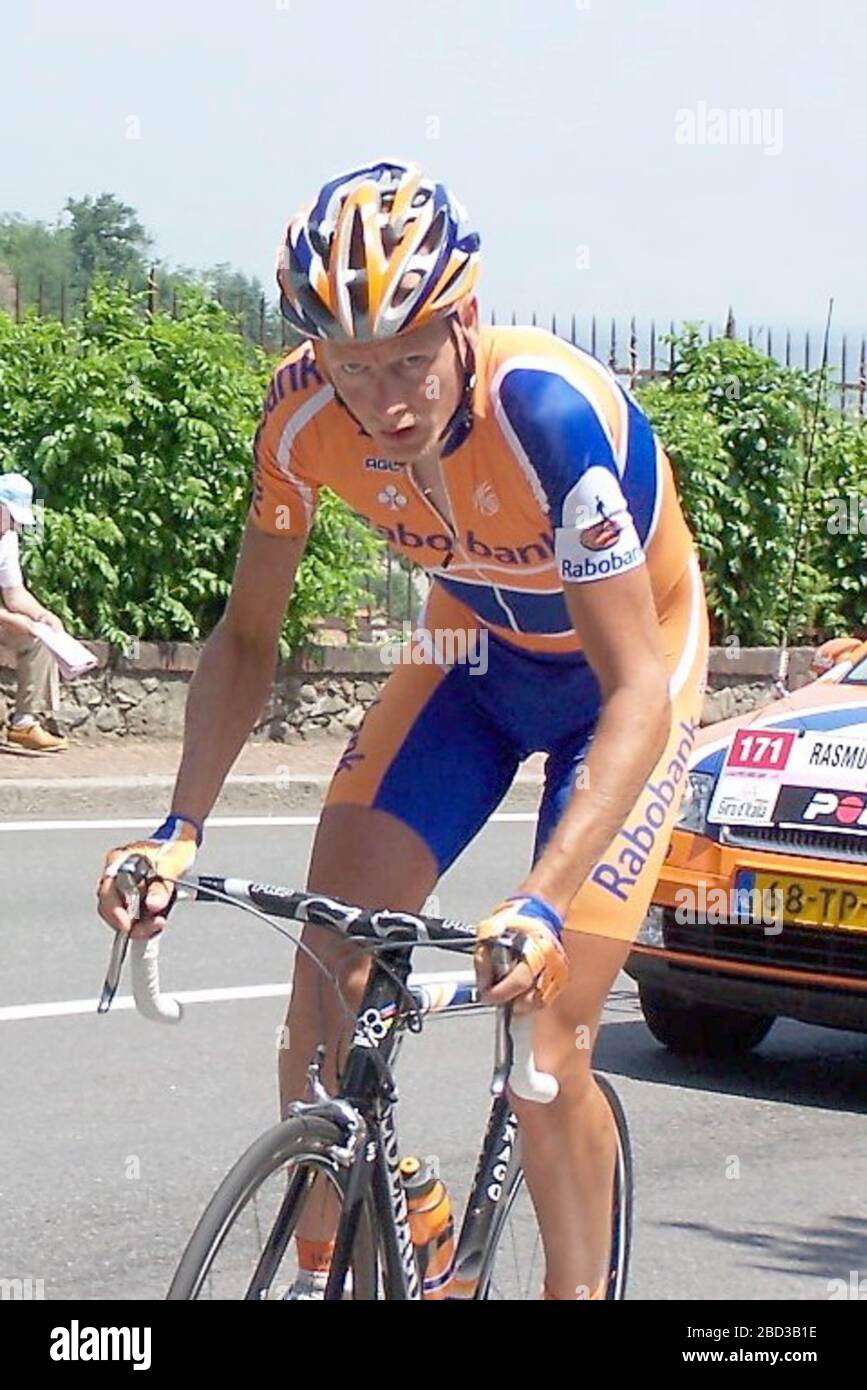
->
[32, 622, 99, 681]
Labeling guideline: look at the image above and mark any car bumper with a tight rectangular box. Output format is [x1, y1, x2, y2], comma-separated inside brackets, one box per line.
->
[626, 827, 867, 1031]
[627, 939, 867, 1031]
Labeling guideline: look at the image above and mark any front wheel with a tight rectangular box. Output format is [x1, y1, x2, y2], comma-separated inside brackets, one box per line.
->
[167, 1114, 378, 1300]
[478, 1073, 633, 1300]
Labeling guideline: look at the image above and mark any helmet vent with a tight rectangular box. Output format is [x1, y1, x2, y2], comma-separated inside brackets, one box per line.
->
[309, 225, 330, 267]
[277, 161, 480, 340]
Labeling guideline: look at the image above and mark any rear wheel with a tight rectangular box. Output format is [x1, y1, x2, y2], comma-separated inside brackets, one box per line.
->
[478, 1074, 632, 1300]
[167, 1115, 378, 1300]
[638, 985, 775, 1057]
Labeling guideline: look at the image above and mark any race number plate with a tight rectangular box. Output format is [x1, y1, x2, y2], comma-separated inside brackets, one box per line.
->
[707, 729, 796, 826]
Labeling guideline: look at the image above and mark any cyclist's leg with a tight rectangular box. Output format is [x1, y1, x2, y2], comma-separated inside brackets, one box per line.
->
[512, 931, 631, 1299]
[280, 656, 520, 1104]
[514, 560, 709, 1299]
[279, 652, 521, 1254]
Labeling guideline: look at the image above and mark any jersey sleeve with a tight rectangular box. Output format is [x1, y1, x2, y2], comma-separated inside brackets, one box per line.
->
[249, 371, 320, 539]
[496, 365, 647, 585]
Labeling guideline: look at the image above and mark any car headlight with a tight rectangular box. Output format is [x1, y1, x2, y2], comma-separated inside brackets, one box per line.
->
[636, 905, 666, 947]
[676, 771, 716, 834]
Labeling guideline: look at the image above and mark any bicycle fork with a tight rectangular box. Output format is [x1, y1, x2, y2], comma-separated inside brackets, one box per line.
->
[286, 1058, 423, 1300]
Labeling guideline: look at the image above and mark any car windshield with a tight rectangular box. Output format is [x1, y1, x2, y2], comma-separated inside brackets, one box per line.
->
[845, 655, 867, 684]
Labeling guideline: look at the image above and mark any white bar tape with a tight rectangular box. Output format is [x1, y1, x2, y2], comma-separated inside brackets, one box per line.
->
[508, 1012, 559, 1103]
[130, 935, 183, 1024]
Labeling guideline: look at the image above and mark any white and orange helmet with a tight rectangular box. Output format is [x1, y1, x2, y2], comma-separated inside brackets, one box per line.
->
[276, 160, 481, 341]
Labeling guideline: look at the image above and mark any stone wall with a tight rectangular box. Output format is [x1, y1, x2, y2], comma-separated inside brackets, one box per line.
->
[701, 645, 814, 723]
[0, 637, 817, 740]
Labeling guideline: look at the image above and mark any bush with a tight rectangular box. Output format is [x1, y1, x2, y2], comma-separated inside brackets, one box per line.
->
[0, 283, 380, 652]
[638, 327, 867, 644]
[1, 302, 863, 653]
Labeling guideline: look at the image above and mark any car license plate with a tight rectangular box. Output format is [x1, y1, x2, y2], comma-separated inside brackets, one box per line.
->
[735, 870, 867, 932]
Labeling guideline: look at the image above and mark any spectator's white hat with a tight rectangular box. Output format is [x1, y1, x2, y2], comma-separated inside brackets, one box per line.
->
[0, 472, 36, 525]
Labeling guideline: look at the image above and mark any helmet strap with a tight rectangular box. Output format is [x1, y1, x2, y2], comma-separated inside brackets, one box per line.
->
[437, 314, 477, 457]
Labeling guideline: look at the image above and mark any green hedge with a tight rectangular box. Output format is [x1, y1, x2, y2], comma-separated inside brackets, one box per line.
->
[0, 284, 379, 652]
[0, 296, 863, 651]
[637, 327, 866, 644]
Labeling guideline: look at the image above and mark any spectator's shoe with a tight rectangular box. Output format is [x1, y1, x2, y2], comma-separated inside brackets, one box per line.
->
[6, 722, 68, 753]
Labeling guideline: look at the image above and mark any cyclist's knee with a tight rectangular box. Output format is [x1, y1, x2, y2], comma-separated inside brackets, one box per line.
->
[306, 805, 437, 912]
[508, 1055, 600, 1129]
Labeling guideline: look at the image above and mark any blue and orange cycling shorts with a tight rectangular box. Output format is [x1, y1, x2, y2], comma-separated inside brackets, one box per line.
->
[322, 561, 708, 945]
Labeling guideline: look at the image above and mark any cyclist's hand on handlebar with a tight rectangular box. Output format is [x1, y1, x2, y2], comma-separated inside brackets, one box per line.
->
[97, 818, 200, 940]
[474, 894, 568, 1015]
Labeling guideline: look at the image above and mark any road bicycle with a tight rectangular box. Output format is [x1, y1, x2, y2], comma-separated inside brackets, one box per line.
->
[99, 857, 633, 1301]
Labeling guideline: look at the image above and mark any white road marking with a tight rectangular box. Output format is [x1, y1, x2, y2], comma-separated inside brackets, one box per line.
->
[0, 813, 538, 833]
[0, 971, 477, 1024]
[0, 983, 290, 1022]
[0, 814, 537, 1022]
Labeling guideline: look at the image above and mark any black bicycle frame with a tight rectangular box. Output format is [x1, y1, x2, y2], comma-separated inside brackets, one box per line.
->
[193, 878, 526, 1301]
[317, 941, 522, 1301]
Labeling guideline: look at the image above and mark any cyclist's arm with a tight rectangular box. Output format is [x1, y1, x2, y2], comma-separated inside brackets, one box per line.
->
[519, 566, 671, 917]
[169, 517, 308, 825]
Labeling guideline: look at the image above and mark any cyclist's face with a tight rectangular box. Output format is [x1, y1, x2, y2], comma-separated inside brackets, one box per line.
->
[316, 301, 477, 462]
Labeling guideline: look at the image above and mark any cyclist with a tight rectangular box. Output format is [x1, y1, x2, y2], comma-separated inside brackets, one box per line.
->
[97, 160, 709, 1300]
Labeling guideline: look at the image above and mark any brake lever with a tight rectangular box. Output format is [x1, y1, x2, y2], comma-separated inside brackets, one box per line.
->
[97, 853, 154, 1014]
[97, 932, 130, 1015]
[489, 940, 516, 1098]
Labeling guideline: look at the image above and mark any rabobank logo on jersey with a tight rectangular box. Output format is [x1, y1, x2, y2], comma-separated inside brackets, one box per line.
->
[559, 544, 644, 581]
[556, 463, 646, 584]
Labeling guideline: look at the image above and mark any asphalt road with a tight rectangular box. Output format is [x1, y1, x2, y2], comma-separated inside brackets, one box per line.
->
[2, 816, 867, 1302]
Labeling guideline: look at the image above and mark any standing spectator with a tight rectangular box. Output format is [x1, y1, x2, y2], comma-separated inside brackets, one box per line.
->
[0, 472, 68, 752]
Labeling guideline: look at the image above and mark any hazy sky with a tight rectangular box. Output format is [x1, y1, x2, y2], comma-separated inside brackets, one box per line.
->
[4, 0, 866, 342]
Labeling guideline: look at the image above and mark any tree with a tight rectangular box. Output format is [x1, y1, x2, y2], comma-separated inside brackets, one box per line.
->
[65, 193, 152, 292]
[0, 214, 74, 314]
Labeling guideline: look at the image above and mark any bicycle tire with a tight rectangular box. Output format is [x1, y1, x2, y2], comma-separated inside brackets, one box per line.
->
[478, 1072, 633, 1300]
[167, 1114, 379, 1300]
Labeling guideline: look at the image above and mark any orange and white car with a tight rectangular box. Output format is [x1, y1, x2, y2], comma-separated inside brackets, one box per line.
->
[627, 638, 867, 1056]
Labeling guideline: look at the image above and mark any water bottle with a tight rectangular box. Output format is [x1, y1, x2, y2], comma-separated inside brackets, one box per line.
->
[399, 1155, 455, 1299]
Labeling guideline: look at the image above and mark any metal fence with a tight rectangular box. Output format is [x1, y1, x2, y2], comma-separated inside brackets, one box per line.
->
[494, 307, 867, 417]
[1, 267, 299, 355]
[5, 268, 866, 413]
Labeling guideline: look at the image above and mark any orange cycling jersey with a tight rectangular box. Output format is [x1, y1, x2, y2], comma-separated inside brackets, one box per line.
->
[249, 323, 708, 943]
[250, 325, 698, 663]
